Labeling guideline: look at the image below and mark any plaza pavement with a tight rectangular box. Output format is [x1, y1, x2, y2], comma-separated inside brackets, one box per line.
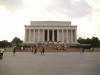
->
[0, 52, 100, 75]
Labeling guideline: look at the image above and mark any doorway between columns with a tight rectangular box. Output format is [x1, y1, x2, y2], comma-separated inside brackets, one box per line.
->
[44, 29, 57, 42]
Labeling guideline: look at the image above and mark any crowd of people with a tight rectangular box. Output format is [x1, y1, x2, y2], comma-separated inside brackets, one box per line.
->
[0, 45, 95, 59]
[12, 45, 45, 56]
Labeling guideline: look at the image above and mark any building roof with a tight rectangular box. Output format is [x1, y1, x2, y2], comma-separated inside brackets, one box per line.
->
[30, 21, 71, 26]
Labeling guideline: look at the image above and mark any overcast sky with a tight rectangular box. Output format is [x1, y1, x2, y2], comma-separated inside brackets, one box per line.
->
[0, 0, 100, 41]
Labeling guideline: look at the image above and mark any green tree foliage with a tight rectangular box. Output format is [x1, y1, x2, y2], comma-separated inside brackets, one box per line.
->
[0, 37, 23, 48]
[77, 37, 100, 47]
[11, 37, 23, 47]
[0, 40, 11, 48]
[91, 37, 100, 46]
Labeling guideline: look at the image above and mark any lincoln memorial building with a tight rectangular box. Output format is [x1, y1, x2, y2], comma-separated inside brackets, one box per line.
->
[24, 21, 77, 45]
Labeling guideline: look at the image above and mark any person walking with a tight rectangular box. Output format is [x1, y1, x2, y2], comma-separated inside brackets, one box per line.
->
[80, 48, 85, 54]
[41, 47, 45, 56]
[13, 46, 16, 56]
[34, 47, 37, 54]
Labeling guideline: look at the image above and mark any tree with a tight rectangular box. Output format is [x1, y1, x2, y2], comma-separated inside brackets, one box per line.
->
[91, 37, 99, 47]
[77, 37, 100, 47]
[0, 40, 9, 48]
[77, 37, 86, 44]
[11, 37, 23, 47]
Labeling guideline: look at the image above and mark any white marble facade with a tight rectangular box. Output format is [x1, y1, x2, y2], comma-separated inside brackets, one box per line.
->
[24, 21, 77, 44]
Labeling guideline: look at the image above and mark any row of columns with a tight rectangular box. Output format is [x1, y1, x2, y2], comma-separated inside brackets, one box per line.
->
[25, 29, 77, 43]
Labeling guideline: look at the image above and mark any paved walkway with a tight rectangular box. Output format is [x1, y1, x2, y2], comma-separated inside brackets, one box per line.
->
[0, 52, 100, 75]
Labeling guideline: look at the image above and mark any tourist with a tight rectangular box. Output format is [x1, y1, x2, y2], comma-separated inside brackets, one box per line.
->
[21, 46, 24, 51]
[0, 48, 5, 59]
[82, 48, 85, 53]
[13, 46, 16, 56]
[90, 47, 94, 52]
[41, 47, 45, 55]
[80, 48, 85, 54]
[34, 47, 37, 54]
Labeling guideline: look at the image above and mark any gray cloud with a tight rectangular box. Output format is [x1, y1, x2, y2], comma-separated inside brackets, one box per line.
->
[0, 0, 93, 17]
[47, 0, 93, 18]
[0, 0, 23, 11]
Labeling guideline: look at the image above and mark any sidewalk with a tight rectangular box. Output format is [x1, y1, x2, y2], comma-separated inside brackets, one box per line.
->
[0, 52, 100, 75]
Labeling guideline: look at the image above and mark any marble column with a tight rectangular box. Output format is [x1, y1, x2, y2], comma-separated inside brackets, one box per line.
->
[66, 30, 68, 43]
[75, 30, 77, 43]
[62, 29, 64, 42]
[29, 29, 31, 42]
[47, 29, 49, 41]
[38, 29, 40, 42]
[27, 29, 29, 42]
[52, 29, 54, 42]
[31, 30, 33, 42]
[71, 30, 73, 43]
